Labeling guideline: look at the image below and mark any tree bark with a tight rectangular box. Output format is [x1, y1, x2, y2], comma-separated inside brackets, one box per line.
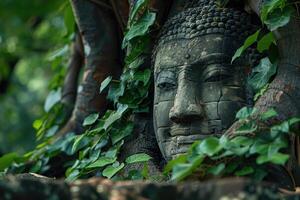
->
[61, 32, 84, 119]
[59, 0, 122, 135]
[226, 0, 300, 186]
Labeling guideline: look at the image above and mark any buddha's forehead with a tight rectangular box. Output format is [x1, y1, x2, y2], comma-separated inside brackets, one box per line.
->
[154, 34, 242, 72]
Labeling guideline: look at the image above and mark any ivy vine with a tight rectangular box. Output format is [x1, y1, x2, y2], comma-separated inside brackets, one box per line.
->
[0, 0, 156, 181]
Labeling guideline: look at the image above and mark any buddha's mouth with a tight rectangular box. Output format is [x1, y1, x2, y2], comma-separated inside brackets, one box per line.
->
[170, 124, 223, 136]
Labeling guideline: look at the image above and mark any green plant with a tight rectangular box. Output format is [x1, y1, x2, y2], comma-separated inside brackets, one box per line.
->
[166, 107, 299, 181]
[0, 0, 156, 181]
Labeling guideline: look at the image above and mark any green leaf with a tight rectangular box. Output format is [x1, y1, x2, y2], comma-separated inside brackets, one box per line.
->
[102, 162, 125, 178]
[72, 134, 87, 153]
[83, 113, 99, 126]
[269, 153, 290, 165]
[235, 122, 257, 135]
[141, 163, 149, 179]
[257, 32, 276, 53]
[261, 108, 278, 120]
[249, 142, 269, 155]
[248, 57, 277, 92]
[235, 107, 257, 120]
[128, 56, 145, 69]
[261, 0, 286, 21]
[231, 30, 260, 63]
[133, 69, 151, 86]
[264, 7, 293, 31]
[63, 4, 75, 37]
[163, 154, 187, 175]
[122, 12, 156, 49]
[254, 84, 269, 101]
[0, 153, 19, 171]
[111, 123, 133, 145]
[86, 157, 117, 169]
[171, 156, 204, 181]
[127, 170, 143, 180]
[235, 166, 254, 176]
[125, 153, 152, 164]
[66, 169, 80, 182]
[103, 104, 128, 130]
[196, 137, 222, 156]
[100, 76, 112, 93]
[288, 117, 300, 126]
[208, 163, 225, 175]
[128, 0, 149, 26]
[30, 160, 42, 173]
[44, 88, 61, 112]
[107, 81, 125, 103]
[47, 45, 69, 61]
[230, 136, 253, 147]
[257, 153, 289, 165]
[33, 119, 43, 130]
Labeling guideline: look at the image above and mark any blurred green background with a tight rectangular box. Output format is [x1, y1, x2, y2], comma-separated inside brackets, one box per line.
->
[0, 0, 73, 154]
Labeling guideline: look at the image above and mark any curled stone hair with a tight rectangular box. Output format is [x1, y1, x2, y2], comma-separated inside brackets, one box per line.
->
[153, 0, 262, 67]
[158, 0, 259, 44]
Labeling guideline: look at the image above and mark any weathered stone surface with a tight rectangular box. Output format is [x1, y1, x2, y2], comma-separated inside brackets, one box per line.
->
[0, 174, 299, 200]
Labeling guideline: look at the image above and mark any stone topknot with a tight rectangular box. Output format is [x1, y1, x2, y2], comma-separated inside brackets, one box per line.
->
[157, 0, 259, 46]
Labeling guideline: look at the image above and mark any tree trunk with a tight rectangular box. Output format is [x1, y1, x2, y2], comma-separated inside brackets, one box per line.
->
[59, 0, 122, 135]
[226, 0, 300, 186]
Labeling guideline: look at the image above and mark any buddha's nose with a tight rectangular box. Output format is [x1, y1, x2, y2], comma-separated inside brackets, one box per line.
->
[169, 81, 203, 124]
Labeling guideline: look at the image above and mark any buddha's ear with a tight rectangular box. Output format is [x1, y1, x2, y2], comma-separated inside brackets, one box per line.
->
[244, 0, 262, 16]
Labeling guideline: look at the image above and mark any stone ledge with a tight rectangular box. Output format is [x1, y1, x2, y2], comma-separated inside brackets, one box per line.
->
[0, 174, 299, 200]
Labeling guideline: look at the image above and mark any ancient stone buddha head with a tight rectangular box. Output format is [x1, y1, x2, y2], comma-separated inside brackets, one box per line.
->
[153, 0, 260, 160]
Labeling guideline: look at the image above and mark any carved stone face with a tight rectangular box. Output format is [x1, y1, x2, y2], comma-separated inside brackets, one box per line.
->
[153, 34, 252, 160]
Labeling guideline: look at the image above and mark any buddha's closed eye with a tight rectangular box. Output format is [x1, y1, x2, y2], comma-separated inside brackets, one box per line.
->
[203, 65, 232, 83]
[204, 72, 231, 82]
[156, 70, 177, 91]
[157, 77, 176, 90]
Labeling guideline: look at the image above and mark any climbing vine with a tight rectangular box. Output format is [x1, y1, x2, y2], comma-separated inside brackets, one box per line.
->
[0, 0, 156, 181]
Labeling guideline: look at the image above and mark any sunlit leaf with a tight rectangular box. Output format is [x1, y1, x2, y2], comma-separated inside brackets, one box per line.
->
[208, 163, 225, 175]
[257, 32, 276, 53]
[235, 107, 257, 120]
[122, 12, 156, 49]
[196, 137, 222, 156]
[100, 76, 112, 93]
[231, 30, 260, 62]
[128, 0, 149, 26]
[63, 3, 75, 37]
[125, 153, 152, 164]
[248, 57, 277, 92]
[86, 157, 117, 169]
[264, 7, 293, 31]
[261, 108, 278, 120]
[235, 166, 254, 176]
[83, 113, 99, 126]
[44, 88, 61, 112]
[0, 153, 19, 171]
[102, 162, 125, 178]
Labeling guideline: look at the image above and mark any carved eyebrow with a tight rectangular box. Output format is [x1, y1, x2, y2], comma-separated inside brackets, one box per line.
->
[155, 53, 232, 73]
[189, 53, 232, 66]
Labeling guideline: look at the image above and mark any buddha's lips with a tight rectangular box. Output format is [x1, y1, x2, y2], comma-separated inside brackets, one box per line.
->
[170, 126, 211, 136]
[167, 126, 224, 145]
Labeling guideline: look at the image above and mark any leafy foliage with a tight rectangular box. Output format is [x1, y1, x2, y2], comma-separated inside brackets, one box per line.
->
[167, 108, 299, 181]
[0, 0, 156, 181]
[248, 57, 277, 92]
